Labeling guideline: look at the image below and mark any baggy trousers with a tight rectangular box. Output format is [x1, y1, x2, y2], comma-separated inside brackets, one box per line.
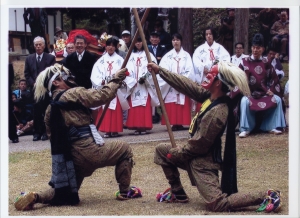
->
[37, 138, 133, 204]
[154, 143, 265, 212]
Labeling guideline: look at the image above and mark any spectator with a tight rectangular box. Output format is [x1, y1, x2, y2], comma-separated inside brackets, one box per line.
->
[125, 37, 160, 135]
[12, 93, 17, 101]
[65, 42, 75, 55]
[266, 47, 285, 80]
[148, 31, 167, 65]
[218, 8, 235, 55]
[65, 34, 98, 89]
[23, 8, 49, 53]
[53, 26, 68, 43]
[12, 99, 34, 136]
[9, 63, 19, 143]
[112, 36, 127, 59]
[257, 8, 279, 49]
[12, 79, 34, 115]
[121, 30, 132, 52]
[90, 37, 126, 138]
[159, 33, 195, 131]
[24, 36, 55, 90]
[231, 42, 249, 67]
[24, 36, 55, 141]
[270, 11, 289, 62]
[113, 36, 129, 126]
[147, 31, 168, 123]
[59, 42, 76, 65]
[238, 33, 286, 138]
[154, 19, 172, 51]
[13, 79, 33, 101]
[192, 27, 230, 111]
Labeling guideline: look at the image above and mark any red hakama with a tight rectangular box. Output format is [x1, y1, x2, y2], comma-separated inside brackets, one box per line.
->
[126, 94, 152, 130]
[161, 96, 191, 125]
[94, 97, 123, 133]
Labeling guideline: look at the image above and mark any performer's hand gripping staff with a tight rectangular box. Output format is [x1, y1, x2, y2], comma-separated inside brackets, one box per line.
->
[143, 15, 196, 186]
[96, 8, 151, 128]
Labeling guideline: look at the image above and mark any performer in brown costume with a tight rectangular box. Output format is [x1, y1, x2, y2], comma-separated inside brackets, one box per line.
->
[147, 61, 282, 212]
[14, 64, 141, 211]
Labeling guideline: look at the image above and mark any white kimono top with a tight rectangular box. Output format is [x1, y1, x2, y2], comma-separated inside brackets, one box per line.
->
[159, 47, 195, 105]
[126, 50, 162, 107]
[192, 41, 230, 84]
[231, 54, 249, 67]
[90, 52, 134, 110]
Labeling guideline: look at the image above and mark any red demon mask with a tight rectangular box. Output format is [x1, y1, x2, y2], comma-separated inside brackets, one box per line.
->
[201, 64, 219, 90]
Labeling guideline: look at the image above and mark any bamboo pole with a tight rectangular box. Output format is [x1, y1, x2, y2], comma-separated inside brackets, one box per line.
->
[96, 8, 151, 129]
[132, 8, 176, 148]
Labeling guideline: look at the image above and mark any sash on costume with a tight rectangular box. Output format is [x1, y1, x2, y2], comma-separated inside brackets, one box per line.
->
[189, 96, 238, 196]
[49, 90, 80, 206]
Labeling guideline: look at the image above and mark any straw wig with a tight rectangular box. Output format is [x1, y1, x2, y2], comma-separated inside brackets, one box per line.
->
[217, 61, 250, 96]
[34, 64, 73, 102]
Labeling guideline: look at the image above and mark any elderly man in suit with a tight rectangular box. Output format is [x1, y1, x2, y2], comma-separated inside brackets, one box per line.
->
[24, 36, 55, 141]
[65, 34, 98, 89]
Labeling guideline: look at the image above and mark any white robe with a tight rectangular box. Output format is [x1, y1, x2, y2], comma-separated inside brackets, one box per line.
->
[159, 47, 195, 105]
[126, 50, 161, 107]
[231, 54, 249, 67]
[192, 41, 230, 84]
[90, 52, 133, 110]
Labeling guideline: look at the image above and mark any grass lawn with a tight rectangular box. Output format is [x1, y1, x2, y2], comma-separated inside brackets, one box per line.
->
[9, 134, 288, 216]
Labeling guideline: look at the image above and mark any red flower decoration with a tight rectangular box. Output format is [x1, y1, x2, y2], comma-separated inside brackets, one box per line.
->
[167, 153, 172, 159]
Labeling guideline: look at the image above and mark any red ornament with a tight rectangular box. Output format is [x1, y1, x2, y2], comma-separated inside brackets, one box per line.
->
[156, 193, 162, 201]
[265, 203, 274, 212]
[125, 71, 130, 76]
[167, 153, 172, 159]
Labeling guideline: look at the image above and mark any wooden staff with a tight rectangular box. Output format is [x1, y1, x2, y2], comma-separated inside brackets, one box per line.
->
[134, 9, 196, 187]
[132, 8, 176, 148]
[96, 8, 151, 129]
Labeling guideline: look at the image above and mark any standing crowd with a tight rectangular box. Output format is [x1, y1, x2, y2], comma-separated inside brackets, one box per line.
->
[11, 7, 286, 214]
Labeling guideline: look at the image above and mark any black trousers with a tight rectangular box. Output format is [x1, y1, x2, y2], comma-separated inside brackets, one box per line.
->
[33, 94, 50, 136]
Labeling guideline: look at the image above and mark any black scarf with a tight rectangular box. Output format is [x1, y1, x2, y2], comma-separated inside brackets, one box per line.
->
[48, 90, 80, 206]
[196, 96, 238, 195]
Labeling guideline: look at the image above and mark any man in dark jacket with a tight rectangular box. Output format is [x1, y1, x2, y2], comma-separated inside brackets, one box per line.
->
[65, 34, 98, 89]
[148, 31, 167, 65]
[24, 36, 55, 141]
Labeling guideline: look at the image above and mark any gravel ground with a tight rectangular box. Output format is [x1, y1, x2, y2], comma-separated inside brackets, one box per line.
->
[9, 124, 190, 153]
[9, 107, 289, 153]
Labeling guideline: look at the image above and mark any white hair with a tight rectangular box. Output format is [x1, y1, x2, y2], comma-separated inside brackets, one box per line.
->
[33, 36, 45, 45]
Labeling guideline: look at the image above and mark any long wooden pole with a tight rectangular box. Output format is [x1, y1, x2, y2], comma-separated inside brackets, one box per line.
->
[96, 8, 151, 129]
[132, 8, 176, 148]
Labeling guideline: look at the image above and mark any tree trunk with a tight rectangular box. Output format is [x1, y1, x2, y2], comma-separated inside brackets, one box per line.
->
[178, 8, 193, 56]
[234, 9, 249, 54]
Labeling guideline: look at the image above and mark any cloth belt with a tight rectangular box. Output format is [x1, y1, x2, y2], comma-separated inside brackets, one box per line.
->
[69, 126, 92, 142]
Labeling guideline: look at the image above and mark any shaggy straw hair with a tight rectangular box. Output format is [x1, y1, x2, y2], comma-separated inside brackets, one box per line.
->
[218, 61, 251, 96]
[34, 64, 71, 102]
